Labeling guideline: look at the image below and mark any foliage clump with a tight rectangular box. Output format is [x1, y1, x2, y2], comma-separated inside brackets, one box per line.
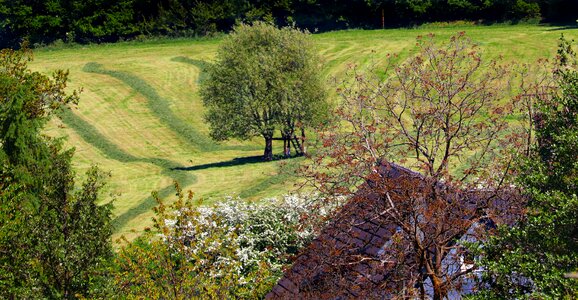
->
[113, 185, 325, 299]
[0, 46, 113, 299]
[201, 21, 327, 160]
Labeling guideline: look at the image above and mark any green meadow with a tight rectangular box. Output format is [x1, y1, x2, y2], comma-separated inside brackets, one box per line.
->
[30, 24, 578, 240]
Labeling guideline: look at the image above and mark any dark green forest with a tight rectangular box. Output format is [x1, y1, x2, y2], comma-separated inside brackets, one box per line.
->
[1, 0, 577, 48]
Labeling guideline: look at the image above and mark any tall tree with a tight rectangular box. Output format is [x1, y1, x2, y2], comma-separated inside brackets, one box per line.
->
[200, 22, 327, 160]
[303, 32, 525, 298]
[0, 46, 114, 298]
[474, 35, 578, 299]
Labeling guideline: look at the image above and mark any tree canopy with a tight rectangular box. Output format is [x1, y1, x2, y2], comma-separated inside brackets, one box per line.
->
[475, 35, 578, 299]
[2, 0, 575, 48]
[0, 46, 113, 298]
[302, 32, 526, 298]
[200, 22, 327, 160]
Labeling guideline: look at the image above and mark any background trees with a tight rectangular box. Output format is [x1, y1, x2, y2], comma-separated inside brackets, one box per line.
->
[2, 0, 576, 48]
[200, 22, 327, 161]
[475, 36, 578, 299]
[302, 33, 526, 298]
[0, 46, 113, 298]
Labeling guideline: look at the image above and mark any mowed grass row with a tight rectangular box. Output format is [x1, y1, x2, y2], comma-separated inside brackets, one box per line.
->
[40, 40, 292, 239]
[33, 24, 578, 240]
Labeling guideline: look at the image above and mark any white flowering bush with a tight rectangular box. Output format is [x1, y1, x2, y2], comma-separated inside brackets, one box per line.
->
[113, 183, 331, 299]
[178, 193, 328, 277]
[211, 195, 321, 272]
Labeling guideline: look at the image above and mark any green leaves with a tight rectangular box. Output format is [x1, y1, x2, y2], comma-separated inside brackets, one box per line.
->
[200, 22, 327, 159]
[476, 36, 578, 299]
[112, 184, 287, 299]
[0, 46, 113, 299]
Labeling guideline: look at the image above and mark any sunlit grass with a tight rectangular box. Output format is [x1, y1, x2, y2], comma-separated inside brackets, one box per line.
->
[32, 24, 578, 240]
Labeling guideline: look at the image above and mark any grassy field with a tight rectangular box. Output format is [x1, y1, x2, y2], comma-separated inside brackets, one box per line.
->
[30, 24, 578, 240]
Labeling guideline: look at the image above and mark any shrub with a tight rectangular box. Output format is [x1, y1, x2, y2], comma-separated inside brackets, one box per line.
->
[113, 183, 326, 299]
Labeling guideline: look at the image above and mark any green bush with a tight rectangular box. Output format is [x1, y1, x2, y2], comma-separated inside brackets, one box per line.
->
[111, 183, 326, 299]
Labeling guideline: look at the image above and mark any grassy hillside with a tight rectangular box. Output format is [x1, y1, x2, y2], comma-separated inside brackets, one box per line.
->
[30, 24, 578, 240]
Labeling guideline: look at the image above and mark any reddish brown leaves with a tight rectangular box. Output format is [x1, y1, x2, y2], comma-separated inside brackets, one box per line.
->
[292, 32, 536, 299]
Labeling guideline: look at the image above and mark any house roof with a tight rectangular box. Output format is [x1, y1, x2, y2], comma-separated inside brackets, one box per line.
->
[266, 163, 521, 299]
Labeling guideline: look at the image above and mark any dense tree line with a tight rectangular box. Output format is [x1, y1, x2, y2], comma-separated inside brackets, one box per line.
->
[0, 46, 113, 298]
[1, 0, 577, 48]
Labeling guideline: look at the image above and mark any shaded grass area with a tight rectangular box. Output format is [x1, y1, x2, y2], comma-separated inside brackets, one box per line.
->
[173, 155, 264, 171]
[82, 62, 257, 152]
[174, 154, 302, 200]
[59, 109, 196, 230]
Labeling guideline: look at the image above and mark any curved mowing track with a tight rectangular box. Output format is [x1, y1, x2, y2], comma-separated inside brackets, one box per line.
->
[82, 62, 258, 152]
[59, 109, 197, 230]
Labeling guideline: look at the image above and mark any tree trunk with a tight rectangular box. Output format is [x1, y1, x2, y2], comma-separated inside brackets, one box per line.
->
[264, 136, 273, 161]
[283, 136, 289, 157]
[432, 276, 445, 300]
[433, 289, 443, 300]
[301, 128, 306, 155]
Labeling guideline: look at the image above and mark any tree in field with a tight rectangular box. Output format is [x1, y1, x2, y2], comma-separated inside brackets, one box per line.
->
[0, 46, 113, 298]
[302, 32, 526, 299]
[474, 35, 578, 299]
[200, 22, 327, 161]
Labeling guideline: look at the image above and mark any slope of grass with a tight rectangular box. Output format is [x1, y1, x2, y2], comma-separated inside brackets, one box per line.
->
[82, 62, 217, 151]
[33, 24, 578, 240]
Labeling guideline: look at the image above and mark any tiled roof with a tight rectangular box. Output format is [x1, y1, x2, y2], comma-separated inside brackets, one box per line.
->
[266, 163, 520, 299]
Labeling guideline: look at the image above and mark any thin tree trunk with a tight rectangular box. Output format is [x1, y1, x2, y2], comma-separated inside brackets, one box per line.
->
[432, 276, 445, 300]
[301, 128, 306, 155]
[264, 136, 273, 161]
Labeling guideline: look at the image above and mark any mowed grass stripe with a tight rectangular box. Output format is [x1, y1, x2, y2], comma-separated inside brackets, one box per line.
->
[171, 56, 210, 84]
[60, 109, 141, 163]
[238, 156, 304, 199]
[59, 109, 196, 229]
[83, 62, 259, 152]
[82, 62, 217, 152]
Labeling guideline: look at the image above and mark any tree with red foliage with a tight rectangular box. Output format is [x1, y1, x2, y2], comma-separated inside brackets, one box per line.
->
[301, 32, 528, 299]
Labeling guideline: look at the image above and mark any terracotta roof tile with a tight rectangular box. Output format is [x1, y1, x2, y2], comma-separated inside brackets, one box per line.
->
[265, 163, 521, 299]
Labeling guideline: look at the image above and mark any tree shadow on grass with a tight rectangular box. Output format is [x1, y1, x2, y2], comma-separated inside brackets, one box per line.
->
[173, 155, 265, 171]
[546, 25, 578, 31]
[172, 154, 304, 172]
